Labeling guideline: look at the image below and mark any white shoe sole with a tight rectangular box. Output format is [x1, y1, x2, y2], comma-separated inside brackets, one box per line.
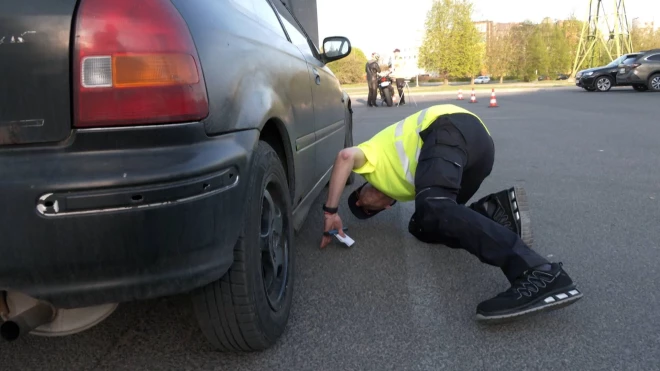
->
[476, 288, 583, 324]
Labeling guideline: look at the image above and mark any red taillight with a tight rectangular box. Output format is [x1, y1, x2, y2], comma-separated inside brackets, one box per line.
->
[73, 0, 209, 128]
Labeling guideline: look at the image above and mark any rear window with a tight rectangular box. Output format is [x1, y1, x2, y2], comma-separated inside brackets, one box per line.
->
[647, 54, 660, 61]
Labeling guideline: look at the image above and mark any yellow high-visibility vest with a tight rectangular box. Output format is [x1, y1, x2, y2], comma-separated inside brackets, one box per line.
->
[353, 104, 490, 202]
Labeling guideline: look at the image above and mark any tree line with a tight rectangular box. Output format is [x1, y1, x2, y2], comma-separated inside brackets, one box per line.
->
[325, 0, 660, 85]
[419, 0, 660, 83]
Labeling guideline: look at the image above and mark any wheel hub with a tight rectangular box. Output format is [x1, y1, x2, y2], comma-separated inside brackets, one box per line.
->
[597, 78, 611, 90]
[260, 184, 289, 312]
[652, 76, 660, 90]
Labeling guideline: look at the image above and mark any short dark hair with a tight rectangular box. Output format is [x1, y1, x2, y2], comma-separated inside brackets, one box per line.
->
[393, 48, 401, 53]
[347, 182, 397, 220]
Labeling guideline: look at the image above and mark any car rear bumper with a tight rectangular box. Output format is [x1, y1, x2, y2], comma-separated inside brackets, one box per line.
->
[0, 123, 259, 308]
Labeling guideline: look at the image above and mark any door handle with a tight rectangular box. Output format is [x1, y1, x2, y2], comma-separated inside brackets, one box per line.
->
[313, 68, 321, 85]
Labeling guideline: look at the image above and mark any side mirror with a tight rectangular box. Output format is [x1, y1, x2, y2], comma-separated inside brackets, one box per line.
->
[321, 36, 351, 64]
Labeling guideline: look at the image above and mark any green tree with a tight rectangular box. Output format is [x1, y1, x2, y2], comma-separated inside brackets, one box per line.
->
[419, 0, 453, 79]
[526, 28, 550, 79]
[549, 24, 571, 75]
[562, 15, 585, 75]
[326, 47, 368, 84]
[419, 0, 483, 82]
[632, 25, 660, 51]
[450, 0, 484, 81]
[509, 21, 537, 80]
[485, 28, 515, 83]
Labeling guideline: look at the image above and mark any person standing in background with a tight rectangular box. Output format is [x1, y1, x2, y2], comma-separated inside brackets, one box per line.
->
[365, 53, 381, 107]
[389, 49, 406, 105]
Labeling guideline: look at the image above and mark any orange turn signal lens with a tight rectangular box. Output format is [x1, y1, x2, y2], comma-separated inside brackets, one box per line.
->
[112, 53, 199, 88]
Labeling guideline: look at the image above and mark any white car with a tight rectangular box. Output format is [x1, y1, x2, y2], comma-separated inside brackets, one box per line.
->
[475, 76, 491, 84]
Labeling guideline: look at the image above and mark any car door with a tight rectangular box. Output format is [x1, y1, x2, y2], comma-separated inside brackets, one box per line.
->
[272, 1, 346, 179]
[616, 55, 641, 83]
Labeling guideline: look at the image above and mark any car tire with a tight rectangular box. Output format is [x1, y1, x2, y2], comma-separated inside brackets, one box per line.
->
[649, 73, 660, 92]
[595, 76, 613, 92]
[632, 84, 648, 92]
[191, 141, 294, 352]
[344, 104, 355, 185]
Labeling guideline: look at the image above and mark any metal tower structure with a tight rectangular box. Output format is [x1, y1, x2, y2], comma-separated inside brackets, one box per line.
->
[572, 0, 634, 74]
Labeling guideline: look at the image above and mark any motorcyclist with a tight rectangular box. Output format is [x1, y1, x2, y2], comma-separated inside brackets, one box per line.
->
[365, 53, 381, 107]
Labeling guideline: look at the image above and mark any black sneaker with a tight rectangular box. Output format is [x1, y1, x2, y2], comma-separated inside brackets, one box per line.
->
[476, 262, 583, 323]
[469, 186, 533, 248]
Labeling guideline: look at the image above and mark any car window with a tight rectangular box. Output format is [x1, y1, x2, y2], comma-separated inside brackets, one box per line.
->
[271, 1, 321, 60]
[622, 57, 638, 65]
[228, 0, 287, 39]
[647, 54, 660, 61]
[251, 0, 287, 39]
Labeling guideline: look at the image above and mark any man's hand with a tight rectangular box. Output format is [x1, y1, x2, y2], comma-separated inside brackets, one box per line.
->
[320, 212, 345, 249]
[320, 147, 365, 249]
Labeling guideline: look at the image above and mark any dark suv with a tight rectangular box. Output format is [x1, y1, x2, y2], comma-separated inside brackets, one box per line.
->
[616, 49, 660, 92]
[0, 0, 353, 351]
[575, 53, 641, 92]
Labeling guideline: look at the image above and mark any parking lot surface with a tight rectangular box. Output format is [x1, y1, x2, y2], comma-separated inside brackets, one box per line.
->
[2, 87, 659, 371]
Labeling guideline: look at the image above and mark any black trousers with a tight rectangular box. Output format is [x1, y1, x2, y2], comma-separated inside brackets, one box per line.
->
[367, 80, 378, 105]
[395, 78, 406, 103]
[407, 120, 548, 283]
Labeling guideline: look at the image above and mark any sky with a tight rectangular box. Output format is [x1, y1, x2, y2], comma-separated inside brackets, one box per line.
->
[317, 0, 659, 56]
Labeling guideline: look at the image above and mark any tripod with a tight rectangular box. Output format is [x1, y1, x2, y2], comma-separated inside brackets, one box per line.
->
[396, 79, 417, 107]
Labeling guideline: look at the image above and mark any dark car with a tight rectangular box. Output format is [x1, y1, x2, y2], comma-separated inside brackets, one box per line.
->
[0, 0, 354, 351]
[616, 49, 660, 92]
[575, 53, 641, 92]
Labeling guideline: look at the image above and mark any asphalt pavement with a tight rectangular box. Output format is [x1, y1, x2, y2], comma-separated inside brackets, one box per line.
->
[2, 87, 660, 371]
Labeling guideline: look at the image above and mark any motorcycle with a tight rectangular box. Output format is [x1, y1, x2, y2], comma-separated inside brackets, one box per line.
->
[376, 70, 395, 107]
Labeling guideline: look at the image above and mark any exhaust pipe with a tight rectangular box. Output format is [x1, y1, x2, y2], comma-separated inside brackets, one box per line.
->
[1, 302, 55, 341]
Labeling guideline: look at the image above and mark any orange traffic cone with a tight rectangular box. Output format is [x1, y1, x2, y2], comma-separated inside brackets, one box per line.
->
[469, 88, 477, 103]
[457, 89, 464, 100]
[488, 88, 498, 108]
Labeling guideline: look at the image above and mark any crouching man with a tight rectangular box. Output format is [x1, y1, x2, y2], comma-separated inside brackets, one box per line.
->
[320, 104, 583, 322]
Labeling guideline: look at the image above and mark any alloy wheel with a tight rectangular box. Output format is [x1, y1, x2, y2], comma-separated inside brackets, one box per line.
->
[596, 77, 611, 91]
[260, 181, 289, 312]
[651, 76, 660, 91]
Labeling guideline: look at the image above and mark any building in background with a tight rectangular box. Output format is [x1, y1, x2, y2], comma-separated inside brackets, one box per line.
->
[378, 28, 428, 77]
[474, 20, 518, 47]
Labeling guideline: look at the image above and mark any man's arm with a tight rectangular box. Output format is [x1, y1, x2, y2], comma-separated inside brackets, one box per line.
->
[324, 147, 366, 208]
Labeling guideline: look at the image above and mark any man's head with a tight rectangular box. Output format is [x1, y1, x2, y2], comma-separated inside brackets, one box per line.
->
[348, 182, 396, 219]
[393, 48, 401, 57]
[373, 53, 380, 61]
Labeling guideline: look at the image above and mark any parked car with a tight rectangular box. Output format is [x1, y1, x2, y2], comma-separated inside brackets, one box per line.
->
[575, 53, 641, 91]
[616, 49, 660, 92]
[474, 76, 491, 84]
[0, 0, 354, 352]
[557, 74, 570, 80]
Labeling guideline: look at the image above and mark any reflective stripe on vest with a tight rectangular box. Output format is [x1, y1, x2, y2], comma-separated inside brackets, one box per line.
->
[394, 108, 429, 184]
